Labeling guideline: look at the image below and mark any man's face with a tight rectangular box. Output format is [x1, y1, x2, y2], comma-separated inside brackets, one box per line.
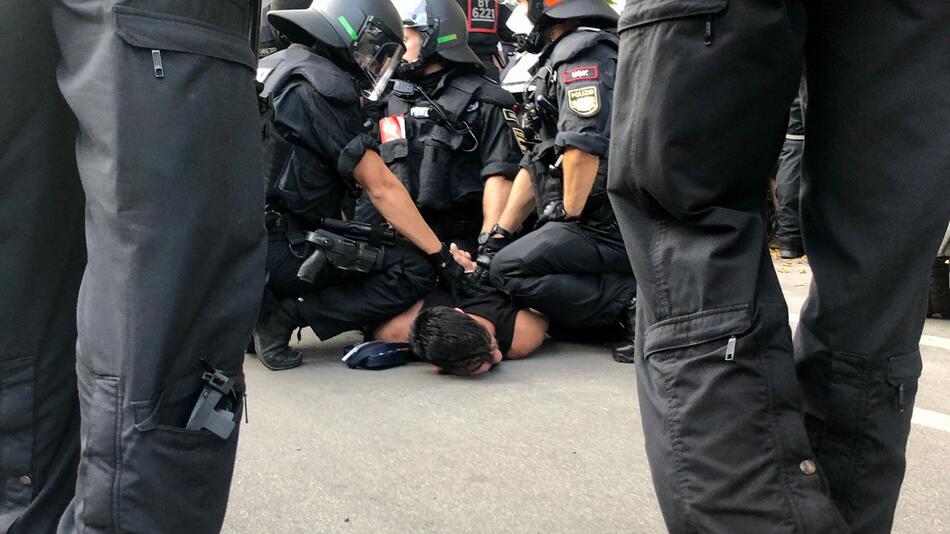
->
[403, 26, 423, 64]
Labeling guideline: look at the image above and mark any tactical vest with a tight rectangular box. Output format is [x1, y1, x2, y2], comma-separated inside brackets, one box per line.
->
[260, 45, 359, 228]
[379, 70, 515, 214]
[527, 29, 618, 224]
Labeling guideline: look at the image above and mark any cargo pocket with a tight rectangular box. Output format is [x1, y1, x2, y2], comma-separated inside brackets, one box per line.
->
[619, 0, 728, 45]
[417, 129, 460, 212]
[380, 139, 417, 198]
[0, 356, 36, 510]
[75, 371, 121, 528]
[642, 305, 779, 509]
[119, 372, 244, 532]
[113, 2, 256, 71]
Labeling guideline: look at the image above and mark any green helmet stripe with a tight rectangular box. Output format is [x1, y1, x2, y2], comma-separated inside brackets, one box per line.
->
[436, 33, 458, 44]
[338, 16, 359, 41]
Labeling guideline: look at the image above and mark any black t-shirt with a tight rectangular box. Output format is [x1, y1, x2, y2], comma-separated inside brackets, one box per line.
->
[422, 288, 518, 357]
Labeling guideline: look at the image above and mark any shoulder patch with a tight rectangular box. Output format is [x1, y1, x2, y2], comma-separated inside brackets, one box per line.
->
[502, 108, 519, 124]
[562, 66, 599, 84]
[567, 86, 600, 117]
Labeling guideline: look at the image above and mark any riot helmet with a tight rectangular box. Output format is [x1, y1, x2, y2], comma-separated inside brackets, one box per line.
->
[260, 0, 313, 55]
[395, 0, 483, 75]
[268, 0, 406, 100]
[523, 0, 617, 52]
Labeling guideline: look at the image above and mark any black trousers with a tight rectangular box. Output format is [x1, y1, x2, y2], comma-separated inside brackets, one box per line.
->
[266, 237, 436, 339]
[776, 80, 807, 250]
[608, 1, 949, 533]
[0, 1, 265, 533]
[490, 222, 636, 330]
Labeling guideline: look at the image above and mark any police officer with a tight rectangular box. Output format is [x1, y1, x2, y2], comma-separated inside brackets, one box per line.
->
[1, 0, 264, 532]
[254, 0, 472, 371]
[481, 0, 637, 362]
[607, 1, 949, 533]
[452, 0, 514, 79]
[359, 0, 525, 255]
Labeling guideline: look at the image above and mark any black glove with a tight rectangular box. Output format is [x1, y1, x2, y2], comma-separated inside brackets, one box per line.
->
[473, 224, 515, 284]
[428, 243, 477, 294]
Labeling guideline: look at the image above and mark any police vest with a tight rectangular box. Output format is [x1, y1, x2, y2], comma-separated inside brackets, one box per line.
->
[528, 29, 618, 224]
[379, 70, 515, 213]
[260, 45, 359, 228]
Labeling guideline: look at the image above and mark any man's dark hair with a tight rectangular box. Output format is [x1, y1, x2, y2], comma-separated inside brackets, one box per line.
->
[409, 306, 494, 376]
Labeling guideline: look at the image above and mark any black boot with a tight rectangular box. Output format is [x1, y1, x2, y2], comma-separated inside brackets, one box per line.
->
[252, 289, 303, 371]
[612, 297, 636, 364]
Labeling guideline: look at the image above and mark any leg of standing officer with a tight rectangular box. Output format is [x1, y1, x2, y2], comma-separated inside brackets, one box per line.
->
[51, 1, 266, 532]
[0, 1, 84, 531]
[490, 222, 635, 329]
[775, 81, 806, 257]
[608, 1, 849, 532]
[794, 2, 950, 532]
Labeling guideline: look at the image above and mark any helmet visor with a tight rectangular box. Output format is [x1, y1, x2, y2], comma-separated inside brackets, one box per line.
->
[352, 17, 406, 101]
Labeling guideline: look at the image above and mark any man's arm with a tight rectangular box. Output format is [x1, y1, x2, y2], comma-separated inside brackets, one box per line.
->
[507, 309, 549, 360]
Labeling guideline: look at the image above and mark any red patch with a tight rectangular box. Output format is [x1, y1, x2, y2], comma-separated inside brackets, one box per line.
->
[562, 66, 599, 84]
[379, 115, 406, 143]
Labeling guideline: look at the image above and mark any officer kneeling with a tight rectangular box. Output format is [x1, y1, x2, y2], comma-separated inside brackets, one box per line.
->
[357, 0, 525, 255]
[254, 0, 471, 371]
[479, 0, 637, 362]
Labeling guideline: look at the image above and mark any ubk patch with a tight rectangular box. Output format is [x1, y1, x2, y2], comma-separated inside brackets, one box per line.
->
[567, 86, 600, 117]
[379, 115, 406, 143]
[562, 65, 599, 84]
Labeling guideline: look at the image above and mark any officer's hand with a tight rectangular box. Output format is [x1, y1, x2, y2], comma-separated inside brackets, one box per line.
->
[536, 201, 568, 228]
[473, 225, 515, 284]
[428, 243, 478, 293]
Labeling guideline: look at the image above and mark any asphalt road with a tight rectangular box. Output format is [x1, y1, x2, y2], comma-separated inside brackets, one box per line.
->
[224, 257, 950, 533]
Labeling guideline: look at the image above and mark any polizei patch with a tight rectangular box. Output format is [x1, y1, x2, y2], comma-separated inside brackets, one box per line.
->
[562, 66, 599, 84]
[567, 86, 600, 117]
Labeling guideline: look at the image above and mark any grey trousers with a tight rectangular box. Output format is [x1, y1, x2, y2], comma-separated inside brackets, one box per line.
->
[607, 1, 950, 533]
[0, 1, 265, 532]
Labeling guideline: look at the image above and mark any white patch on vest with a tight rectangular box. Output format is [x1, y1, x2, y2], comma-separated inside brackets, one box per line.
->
[410, 107, 431, 118]
[256, 67, 273, 83]
[466, 101, 480, 113]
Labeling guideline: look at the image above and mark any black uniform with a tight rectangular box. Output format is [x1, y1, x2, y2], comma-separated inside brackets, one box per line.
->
[607, 1, 950, 533]
[491, 28, 636, 332]
[359, 67, 524, 254]
[262, 45, 436, 339]
[0, 1, 264, 532]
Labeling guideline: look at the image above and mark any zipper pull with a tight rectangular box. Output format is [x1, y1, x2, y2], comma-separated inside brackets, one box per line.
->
[725, 336, 737, 361]
[704, 15, 714, 46]
[151, 50, 165, 78]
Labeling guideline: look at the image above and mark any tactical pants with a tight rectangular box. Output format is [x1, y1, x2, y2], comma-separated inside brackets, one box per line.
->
[776, 81, 807, 250]
[490, 222, 636, 330]
[0, 1, 264, 532]
[266, 237, 436, 338]
[607, 1, 950, 533]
